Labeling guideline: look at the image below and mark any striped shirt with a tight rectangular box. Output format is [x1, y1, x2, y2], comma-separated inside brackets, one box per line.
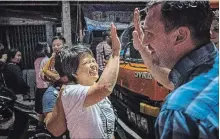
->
[96, 41, 112, 71]
[155, 42, 219, 139]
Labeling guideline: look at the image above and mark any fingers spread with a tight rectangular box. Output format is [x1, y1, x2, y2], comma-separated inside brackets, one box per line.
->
[111, 23, 116, 48]
[134, 8, 140, 30]
[133, 31, 142, 50]
[111, 23, 121, 55]
[133, 8, 144, 40]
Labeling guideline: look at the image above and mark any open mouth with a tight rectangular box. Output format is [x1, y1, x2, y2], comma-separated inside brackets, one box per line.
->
[89, 70, 98, 76]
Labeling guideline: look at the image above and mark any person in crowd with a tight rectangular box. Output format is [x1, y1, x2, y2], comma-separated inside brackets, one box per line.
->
[0, 43, 4, 52]
[211, 10, 219, 49]
[0, 43, 7, 86]
[34, 42, 50, 122]
[4, 48, 29, 95]
[0, 49, 7, 64]
[46, 23, 120, 139]
[96, 31, 112, 76]
[133, 1, 218, 139]
[42, 36, 69, 138]
[3, 48, 30, 139]
[0, 43, 7, 64]
[42, 36, 66, 82]
[43, 51, 69, 137]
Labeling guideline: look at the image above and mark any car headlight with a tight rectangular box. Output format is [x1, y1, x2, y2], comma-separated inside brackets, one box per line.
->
[136, 114, 141, 128]
[116, 90, 120, 98]
[130, 111, 136, 125]
[127, 109, 131, 121]
[141, 117, 149, 133]
[119, 92, 123, 101]
[113, 88, 117, 96]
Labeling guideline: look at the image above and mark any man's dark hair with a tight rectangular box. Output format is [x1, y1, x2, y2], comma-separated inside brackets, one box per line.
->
[51, 36, 66, 44]
[34, 42, 50, 59]
[7, 48, 19, 63]
[147, 1, 213, 46]
[102, 31, 110, 40]
[212, 10, 219, 32]
[57, 44, 94, 82]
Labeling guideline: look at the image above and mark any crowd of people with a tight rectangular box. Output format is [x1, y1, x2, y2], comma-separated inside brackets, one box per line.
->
[0, 1, 218, 139]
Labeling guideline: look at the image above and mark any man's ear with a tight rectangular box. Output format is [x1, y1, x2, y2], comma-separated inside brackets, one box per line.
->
[175, 27, 190, 45]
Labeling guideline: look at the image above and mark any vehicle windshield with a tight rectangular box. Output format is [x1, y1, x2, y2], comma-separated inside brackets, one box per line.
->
[120, 25, 143, 63]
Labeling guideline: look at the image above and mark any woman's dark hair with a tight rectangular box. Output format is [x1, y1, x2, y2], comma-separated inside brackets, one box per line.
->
[51, 36, 66, 44]
[34, 42, 50, 59]
[7, 49, 19, 63]
[56, 44, 93, 82]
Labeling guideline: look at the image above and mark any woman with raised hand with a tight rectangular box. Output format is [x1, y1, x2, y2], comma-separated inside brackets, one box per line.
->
[50, 23, 120, 139]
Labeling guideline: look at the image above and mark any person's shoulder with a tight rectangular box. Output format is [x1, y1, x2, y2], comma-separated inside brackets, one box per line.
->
[45, 86, 58, 95]
[63, 84, 89, 96]
[34, 57, 44, 66]
[41, 57, 49, 64]
[167, 66, 218, 108]
[43, 86, 58, 99]
[7, 64, 20, 71]
[42, 56, 49, 61]
[96, 41, 105, 48]
[165, 76, 218, 120]
[65, 84, 88, 90]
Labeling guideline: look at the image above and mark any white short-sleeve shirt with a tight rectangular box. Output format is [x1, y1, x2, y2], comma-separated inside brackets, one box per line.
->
[61, 84, 115, 139]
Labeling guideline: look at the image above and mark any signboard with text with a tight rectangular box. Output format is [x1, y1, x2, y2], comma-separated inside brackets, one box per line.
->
[82, 4, 145, 31]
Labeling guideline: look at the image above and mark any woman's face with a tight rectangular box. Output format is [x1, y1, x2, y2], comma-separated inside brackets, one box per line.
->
[0, 54, 7, 63]
[52, 39, 64, 53]
[75, 53, 99, 85]
[11, 51, 22, 64]
[46, 46, 51, 55]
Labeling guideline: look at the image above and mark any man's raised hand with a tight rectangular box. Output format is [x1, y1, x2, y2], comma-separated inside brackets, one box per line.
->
[133, 8, 145, 52]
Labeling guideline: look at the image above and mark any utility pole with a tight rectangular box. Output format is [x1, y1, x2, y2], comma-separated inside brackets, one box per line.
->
[62, 1, 72, 46]
[78, 4, 83, 43]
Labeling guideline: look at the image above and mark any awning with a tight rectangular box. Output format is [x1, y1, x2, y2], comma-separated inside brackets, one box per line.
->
[82, 4, 145, 31]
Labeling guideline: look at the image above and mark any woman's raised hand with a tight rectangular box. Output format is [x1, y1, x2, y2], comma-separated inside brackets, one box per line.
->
[111, 23, 121, 57]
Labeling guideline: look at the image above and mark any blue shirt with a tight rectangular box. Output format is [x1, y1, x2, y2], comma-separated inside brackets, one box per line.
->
[42, 86, 59, 113]
[155, 43, 219, 139]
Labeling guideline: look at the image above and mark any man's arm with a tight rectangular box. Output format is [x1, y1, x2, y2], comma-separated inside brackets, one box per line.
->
[155, 110, 199, 139]
[83, 23, 121, 107]
[132, 8, 174, 90]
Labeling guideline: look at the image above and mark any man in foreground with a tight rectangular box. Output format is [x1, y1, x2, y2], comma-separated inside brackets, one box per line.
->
[133, 1, 218, 138]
